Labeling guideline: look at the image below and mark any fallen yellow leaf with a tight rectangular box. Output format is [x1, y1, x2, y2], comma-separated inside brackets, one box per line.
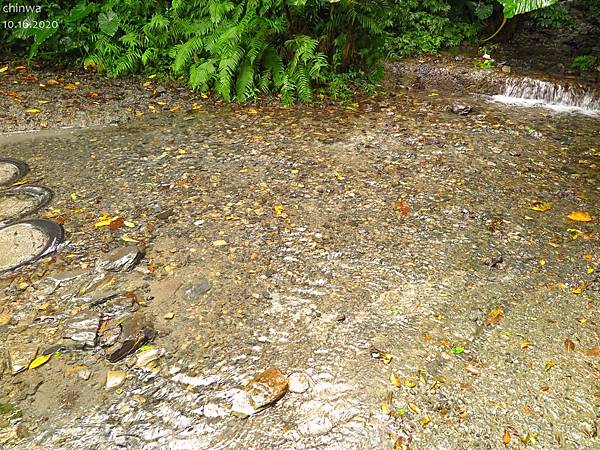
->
[528, 201, 552, 212]
[64, 83, 77, 90]
[389, 373, 402, 388]
[29, 354, 51, 369]
[170, 105, 181, 112]
[26, 108, 42, 114]
[568, 211, 593, 222]
[0, 65, 8, 73]
[273, 204, 285, 217]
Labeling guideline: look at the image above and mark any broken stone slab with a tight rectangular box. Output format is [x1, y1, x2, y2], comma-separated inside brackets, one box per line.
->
[105, 312, 156, 363]
[89, 290, 120, 306]
[97, 246, 144, 272]
[231, 368, 288, 417]
[62, 311, 100, 350]
[8, 343, 38, 374]
[35, 269, 90, 295]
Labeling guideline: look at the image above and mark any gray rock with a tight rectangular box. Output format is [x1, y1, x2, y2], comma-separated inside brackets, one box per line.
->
[451, 103, 472, 116]
[97, 246, 144, 272]
[501, 65, 512, 73]
[62, 311, 100, 350]
[181, 278, 212, 301]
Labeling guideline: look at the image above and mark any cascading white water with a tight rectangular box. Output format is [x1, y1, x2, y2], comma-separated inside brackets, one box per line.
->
[491, 77, 600, 115]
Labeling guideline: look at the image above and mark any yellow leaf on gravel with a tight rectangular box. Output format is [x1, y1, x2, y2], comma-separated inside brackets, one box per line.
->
[503, 430, 511, 445]
[389, 373, 402, 388]
[0, 65, 8, 73]
[64, 83, 77, 90]
[170, 105, 181, 112]
[273, 204, 284, 217]
[212, 240, 228, 247]
[29, 354, 51, 369]
[528, 201, 552, 212]
[26, 108, 41, 113]
[568, 211, 593, 222]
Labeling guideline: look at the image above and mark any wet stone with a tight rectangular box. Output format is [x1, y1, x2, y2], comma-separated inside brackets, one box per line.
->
[105, 312, 156, 362]
[231, 368, 289, 417]
[97, 246, 144, 272]
[62, 311, 100, 350]
[288, 372, 312, 394]
[181, 278, 212, 301]
[106, 370, 126, 389]
[8, 343, 38, 374]
[451, 103, 472, 115]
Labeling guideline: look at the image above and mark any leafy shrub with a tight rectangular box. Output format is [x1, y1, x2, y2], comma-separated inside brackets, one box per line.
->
[571, 55, 598, 72]
[0, 0, 487, 102]
[530, 2, 574, 29]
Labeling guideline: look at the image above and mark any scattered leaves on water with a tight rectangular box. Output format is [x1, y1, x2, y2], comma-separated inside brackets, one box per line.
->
[28, 354, 51, 370]
[273, 204, 285, 217]
[583, 347, 600, 357]
[408, 403, 421, 414]
[109, 217, 124, 230]
[390, 373, 402, 388]
[564, 339, 575, 352]
[485, 307, 504, 326]
[528, 201, 552, 212]
[450, 346, 465, 355]
[95, 213, 120, 228]
[571, 282, 587, 295]
[567, 211, 593, 222]
[394, 199, 411, 216]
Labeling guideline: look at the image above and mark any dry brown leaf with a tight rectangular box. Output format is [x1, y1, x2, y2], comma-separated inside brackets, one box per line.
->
[583, 347, 600, 357]
[394, 199, 411, 216]
[564, 339, 575, 352]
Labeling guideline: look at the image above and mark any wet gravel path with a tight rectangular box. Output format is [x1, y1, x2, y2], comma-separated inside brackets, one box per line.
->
[0, 74, 598, 449]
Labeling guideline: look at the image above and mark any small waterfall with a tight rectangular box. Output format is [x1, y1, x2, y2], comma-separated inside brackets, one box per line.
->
[492, 77, 600, 115]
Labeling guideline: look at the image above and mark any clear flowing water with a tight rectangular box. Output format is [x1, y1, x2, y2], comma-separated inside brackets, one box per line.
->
[492, 77, 600, 115]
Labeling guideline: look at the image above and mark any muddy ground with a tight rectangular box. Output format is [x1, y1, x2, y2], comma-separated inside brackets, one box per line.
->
[0, 58, 599, 450]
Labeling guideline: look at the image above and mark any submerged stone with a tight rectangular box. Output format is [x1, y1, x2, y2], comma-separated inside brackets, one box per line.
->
[231, 368, 289, 417]
[97, 246, 144, 272]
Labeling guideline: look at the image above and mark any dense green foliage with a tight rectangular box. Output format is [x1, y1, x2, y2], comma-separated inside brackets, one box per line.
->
[0, 1, 594, 102]
[571, 55, 598, 71]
